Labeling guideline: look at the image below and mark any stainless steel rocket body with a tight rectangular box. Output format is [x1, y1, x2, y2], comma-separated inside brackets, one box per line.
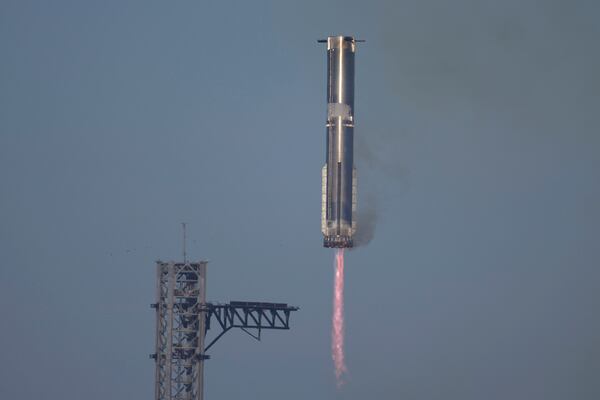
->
[320, 36, 358, 248]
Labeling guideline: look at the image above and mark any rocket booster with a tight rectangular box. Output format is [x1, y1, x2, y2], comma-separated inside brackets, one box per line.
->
[319, 36, 361, 248]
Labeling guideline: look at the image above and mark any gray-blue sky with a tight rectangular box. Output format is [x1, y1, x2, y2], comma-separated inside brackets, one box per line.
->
[1, 1, 599, 399]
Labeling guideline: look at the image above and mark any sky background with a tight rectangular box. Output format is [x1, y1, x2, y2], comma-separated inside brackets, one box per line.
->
[1, 1, 599, 399]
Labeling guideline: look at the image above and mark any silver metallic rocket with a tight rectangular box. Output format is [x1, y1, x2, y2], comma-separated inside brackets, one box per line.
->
[319, 36, 362, 248]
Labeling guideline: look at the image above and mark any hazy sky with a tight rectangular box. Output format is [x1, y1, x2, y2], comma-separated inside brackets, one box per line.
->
[1, 1, 599, 399]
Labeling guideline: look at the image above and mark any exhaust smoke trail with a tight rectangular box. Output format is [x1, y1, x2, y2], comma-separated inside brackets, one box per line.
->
[332, 248, 347, 387]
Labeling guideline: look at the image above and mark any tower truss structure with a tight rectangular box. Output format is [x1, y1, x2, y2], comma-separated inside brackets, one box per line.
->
[152, 261, 208, 400]
[151, 260, 298, 400]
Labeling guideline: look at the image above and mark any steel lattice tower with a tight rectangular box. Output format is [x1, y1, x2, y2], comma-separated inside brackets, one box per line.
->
[151, 259, 298, 400]
[153, 261, 208, 400]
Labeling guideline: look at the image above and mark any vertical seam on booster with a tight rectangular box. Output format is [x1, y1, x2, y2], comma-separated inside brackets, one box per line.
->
[337, 161, 342, 234]
[338, 40, 343, 104]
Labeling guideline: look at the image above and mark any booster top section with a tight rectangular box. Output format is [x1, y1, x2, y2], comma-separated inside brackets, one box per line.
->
[319, 36, 362, 117]
[317, 36, 364, 51]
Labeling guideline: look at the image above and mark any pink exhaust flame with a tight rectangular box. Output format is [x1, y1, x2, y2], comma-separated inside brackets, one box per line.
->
[332, 248, 347, 387]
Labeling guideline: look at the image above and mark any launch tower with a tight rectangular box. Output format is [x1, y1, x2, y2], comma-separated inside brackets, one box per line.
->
[151, 260, 298, 400]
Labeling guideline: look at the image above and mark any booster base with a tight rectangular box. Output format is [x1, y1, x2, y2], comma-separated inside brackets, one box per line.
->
[324, 235, 353, 248]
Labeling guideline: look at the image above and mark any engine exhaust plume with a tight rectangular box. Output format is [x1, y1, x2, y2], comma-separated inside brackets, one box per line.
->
[332, 248, 347, 387]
